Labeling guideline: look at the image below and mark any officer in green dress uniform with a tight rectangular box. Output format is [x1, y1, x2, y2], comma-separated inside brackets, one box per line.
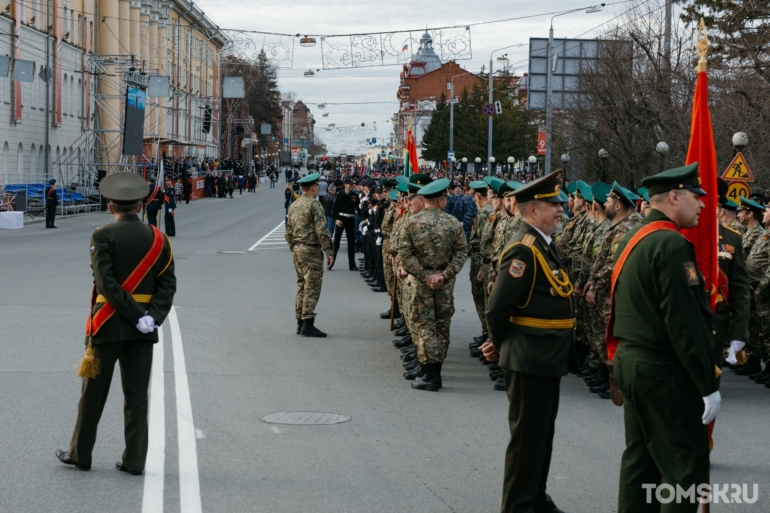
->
[45, 179, 59, 228]
[482, 170, 575, 513]
[145, 178, 164, 227]
[57, 172, 176, 475]
[609, 163, 720, 512]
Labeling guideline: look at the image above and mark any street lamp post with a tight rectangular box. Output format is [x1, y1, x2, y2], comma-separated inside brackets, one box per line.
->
[462, 157, 468, 175]
[655, 141, 669, 171]
[545, 4, 605, 175]
[560, 153, 570, 185]
[507, 156, 515, 175]
[489, 44, 526, 172]
[732, 131, 748, 156]
[474, 157, 481, 176]
[449, 72, 472, 182]
[489, 156, 496, 176]
[528, 155, 537, 181]
[598, 148, 609, 182]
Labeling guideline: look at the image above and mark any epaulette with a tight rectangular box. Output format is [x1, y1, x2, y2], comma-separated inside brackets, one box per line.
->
[489, 213, 497, 221]
[521, 234, 536, 247]
[94, 223, 113, 231]
[721, 223, 742, 236]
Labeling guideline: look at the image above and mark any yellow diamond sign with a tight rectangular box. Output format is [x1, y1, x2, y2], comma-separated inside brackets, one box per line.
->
[721, 152, 754, 182]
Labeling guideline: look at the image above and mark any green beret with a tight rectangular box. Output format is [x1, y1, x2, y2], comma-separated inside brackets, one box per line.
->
[580, 186, 594, 203]
[500, 181, 524, 197]
[99, 172, 149, 204]
[511, 170, 564, 204]
[387, 189, 399, 201]
[468, 180, 487, 192]
[409, 173, 433, 186]
[591, 182, 612, 204]
[640, 162, 706, 197]
[395, 176, 409, 184]
[417, 178, 450, 198]
[297, 172, 322, 185]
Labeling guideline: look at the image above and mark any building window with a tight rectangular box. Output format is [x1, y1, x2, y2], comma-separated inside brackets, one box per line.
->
[17, 143, 24, 181]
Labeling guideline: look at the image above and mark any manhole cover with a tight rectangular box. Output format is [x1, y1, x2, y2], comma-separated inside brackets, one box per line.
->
[218, 251, 248, 254]
[260, 411, 351, 425]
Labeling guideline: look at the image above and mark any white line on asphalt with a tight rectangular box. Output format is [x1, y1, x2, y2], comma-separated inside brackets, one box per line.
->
[170, 307, 203, 513]
[248, 222, 285, 251]
[142, 326, 165, 513]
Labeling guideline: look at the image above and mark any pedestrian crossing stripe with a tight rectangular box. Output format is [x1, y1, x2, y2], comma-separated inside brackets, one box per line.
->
[721, 152, 754, 182]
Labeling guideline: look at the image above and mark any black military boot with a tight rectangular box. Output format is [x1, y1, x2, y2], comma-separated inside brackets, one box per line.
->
[411, 363, 440, 391]
[380, 308, 392, 319]
[403, 358, 421, 371]
[589, 382, 609, 394]
[586, 368, 608, 387]
[393, 333, 412, 348]
[578, 365, 599, 378]
[392, 318, 405, 331]
[300, 318, 327, 338]
[401, 351, 417, 363]
[473, 333, 487, 344]
[735, 355, 761, 375]
[404, 364, 424, 380]
[394, 325, 409, 337]
[296, 319, 303, 335]
[470, 345, 482, 358]
[749, 366, 769, 381]
[494, 376, 506, 391]
[400, 346, 417, 358]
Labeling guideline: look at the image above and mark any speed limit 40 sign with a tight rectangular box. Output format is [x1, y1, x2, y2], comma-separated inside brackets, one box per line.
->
[727, 181, 751, 202]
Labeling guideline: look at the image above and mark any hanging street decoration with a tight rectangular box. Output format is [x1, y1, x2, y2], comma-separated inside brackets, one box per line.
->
[220, 31, 295, 69]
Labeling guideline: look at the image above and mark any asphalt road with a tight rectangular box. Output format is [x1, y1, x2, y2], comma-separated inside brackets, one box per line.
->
[1, 180, 768, 513]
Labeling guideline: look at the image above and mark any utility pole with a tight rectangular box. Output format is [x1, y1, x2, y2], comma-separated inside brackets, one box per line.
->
[449, 81, 454, 180]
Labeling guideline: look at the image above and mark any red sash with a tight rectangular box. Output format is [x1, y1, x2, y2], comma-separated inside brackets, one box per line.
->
[146, 185, 159, 204]
[606, 221, 677, 361]
[86, 225, 164, 336]
[46, 187, 56, 200]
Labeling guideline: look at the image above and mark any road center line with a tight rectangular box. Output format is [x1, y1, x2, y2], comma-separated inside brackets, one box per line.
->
[142, 325, 165, 513]
[248, 222, 285, 251]
[170, 307, 203, 513]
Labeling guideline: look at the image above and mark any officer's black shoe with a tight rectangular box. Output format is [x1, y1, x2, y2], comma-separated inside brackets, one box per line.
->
[578, 366, 599, 378]
[400, 346, 416, 356]
[296, 319, 303, 335]
[494, 377, 506, 391]
[371, 286, 387, 292]
[473, 333, 487, 343]
[394, 326, 409, 337]
[393, 334, 412, 348]
[300, 318, 327, 338]
[585, 374, 607, 387]
[749, 366, 770, 380]
[411, 365, 440, 391]
[116, 462, 143, 475]
[597, 391, 611, 400]
[401, 352, 417, 363]
[756, 373, 770, 385]
[404, 364, 425, 380]
[55, 450, 90, 471]
[403, 359, 421, 371]
[392, 319, 405, 331]
[380, 309, 392, 319]
[735, 356, 761, 376]
[589, 383, 609, 393]
[349, 265, 357, 271]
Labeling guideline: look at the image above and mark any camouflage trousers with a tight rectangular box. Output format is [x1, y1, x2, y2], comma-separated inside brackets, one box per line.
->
[587, 296, 611, 367]
[293, 245, 324, 320]
[470, 255, 488, 336]
[383, 250, 394, 296]
[409, 277, 457, 364]
[396, 262, 415, 332]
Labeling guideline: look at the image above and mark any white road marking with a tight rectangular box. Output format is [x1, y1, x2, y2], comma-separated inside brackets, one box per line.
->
[170, 307, 203, 513]
[248, 222, 285, 251]
[142, 327, 165, 513]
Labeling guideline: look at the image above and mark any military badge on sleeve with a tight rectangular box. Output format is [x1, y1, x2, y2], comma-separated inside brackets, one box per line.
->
[509, 259, 526, 278]
[684, 262, 699, 286]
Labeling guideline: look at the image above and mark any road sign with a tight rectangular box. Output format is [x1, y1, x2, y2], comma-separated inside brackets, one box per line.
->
[482, 103, 495, 117]
[727, 181, 751, 202]
[283, 138, 288, 144]
[721, 152, 754, 182]
[447, 151, 455, 160]
[371, 138, 376, 144]
[494, 101, 502, 114]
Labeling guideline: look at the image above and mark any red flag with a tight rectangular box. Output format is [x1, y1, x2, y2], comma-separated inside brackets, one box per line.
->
[404, 130, 419, 177]
[679, 70, 719, 312]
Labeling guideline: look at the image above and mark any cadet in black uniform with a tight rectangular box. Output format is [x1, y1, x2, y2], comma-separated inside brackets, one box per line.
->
[331, 178, 359, 270]
[145, 178, 164, 227]
[164, 180, 177, 237]
[45, 179, 59, 228]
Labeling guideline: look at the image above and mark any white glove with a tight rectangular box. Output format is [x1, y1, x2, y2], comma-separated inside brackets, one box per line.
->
[725, 340, 746, 365]
[168, 208, 173, 213]
[136, 315, 159, 334]
[362, 226, 368, 235]
[702, 391, 721, 425]
[376, 236, 382, 246]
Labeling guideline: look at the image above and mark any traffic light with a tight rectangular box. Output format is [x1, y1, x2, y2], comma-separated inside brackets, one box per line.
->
[388, 152, 393, 160]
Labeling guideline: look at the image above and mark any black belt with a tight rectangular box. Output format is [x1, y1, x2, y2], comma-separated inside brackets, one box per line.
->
[338, 213, 354, 218]
[297, 243, 321, 248]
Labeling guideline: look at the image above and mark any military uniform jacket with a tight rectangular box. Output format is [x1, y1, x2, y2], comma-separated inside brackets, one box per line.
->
[555, 210, 586, 264]
[469, 203, 494, 257]
[491, 214, 522, 280]
[381, 203, 398, 255]
[145, 184, 165, 211]
[747, 231, 770, 294]
[742, 224, 766, 257]
[717, 224, 750, 342]
[479, 210, 502, 263]
[285, 195, 334, 255]
[45, 185, 59, 205]
[589, 213, 640, 300]
[487, 222, 576, 377]
[611, 209, 717, 397]
[576, 218, 610, 288]
[88, 215, 176, 345]
[397, 208, 468, 282]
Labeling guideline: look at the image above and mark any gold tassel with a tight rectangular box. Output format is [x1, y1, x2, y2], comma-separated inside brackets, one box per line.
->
[714, 365, 722, 379]
[76, 341, 101, 379]
[735, 350, 747, 366]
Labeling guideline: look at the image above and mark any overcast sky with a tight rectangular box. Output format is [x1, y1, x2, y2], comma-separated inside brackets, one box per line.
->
[200, 0, 643, 154]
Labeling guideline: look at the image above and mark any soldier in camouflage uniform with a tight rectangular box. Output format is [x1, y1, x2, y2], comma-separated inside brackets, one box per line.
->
[468, 181, 494, 346]
[285, 173, 335, 337]
[490, 182, 523, 274]
[584, 182, 641, 397]
[736, 197, 768, 375]
[556, 181, 589, 274]
[389, 184, 413, 348]
[750, 204, 770, 388]
[570, 185, 597, 368]
[576, 183, 612, 373]
[740, 198, 770, 377]
[478, 178, 506, 329]
[462, 186, 478, 242]
[398, 179, 469, 391]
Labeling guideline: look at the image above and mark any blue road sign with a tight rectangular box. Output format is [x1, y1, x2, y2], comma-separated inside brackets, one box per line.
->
[482, 103, 495, 117]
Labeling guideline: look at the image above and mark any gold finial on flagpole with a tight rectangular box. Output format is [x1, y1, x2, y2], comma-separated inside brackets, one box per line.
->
[696, 17, 709, 72]
[407, 112, 415, 133]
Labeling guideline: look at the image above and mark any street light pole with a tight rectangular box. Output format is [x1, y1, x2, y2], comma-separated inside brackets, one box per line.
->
[598, 148, 609, 182]
[449, 81, 455, 179]
[545, 4, 605, 175]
